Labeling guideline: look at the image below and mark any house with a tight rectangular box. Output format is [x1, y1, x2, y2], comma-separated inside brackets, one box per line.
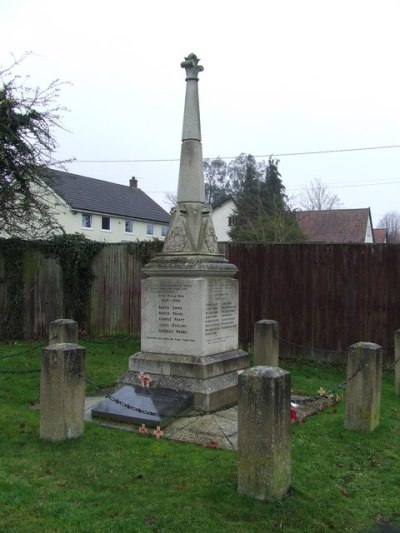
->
[294, 208, 375, 243]
[373, 228, 388, 244]
[40, 169, 170, 242]
[211, 199, 381, 244]
[211, 197, 236, 241]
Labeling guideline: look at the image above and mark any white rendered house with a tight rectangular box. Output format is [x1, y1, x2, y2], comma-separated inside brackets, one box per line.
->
[211, 197, 236, 242]
[40, 169, 170, 242]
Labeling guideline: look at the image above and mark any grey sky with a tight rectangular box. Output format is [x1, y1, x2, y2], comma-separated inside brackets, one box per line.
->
[2, 0, 400, 225]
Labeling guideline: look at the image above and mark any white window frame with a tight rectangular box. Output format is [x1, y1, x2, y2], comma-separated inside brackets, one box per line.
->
[161, 224, 168, 237]
[101, 216, 111, 232]
[146, 223, 154, 236]
[125, 219, 134, 234]
[81, 213, 93, 229]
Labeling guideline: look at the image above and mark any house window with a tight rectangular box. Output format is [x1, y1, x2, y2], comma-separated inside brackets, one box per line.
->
[81, 213, 92, 229]
[125, 219, 134, 234]
[146, 223, 154, 236]
[161, 224, 168, 237]
[101, 216, 111, 231]
[228, 216, 237, 227]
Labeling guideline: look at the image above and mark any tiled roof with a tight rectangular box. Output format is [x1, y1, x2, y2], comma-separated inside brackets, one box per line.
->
[295, 208, 372, 243]
[373, 228, 387, 243]
[41, 169, 170, 224]
[212, 196, 235, 209]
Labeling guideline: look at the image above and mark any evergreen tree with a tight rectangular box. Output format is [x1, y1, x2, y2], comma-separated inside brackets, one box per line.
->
[263, 157, 287, 214]
[228, 154, 263, 241]
[229, 155, 304, 243]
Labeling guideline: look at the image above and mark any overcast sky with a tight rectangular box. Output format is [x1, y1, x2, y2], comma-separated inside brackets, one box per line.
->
[2, 0, 400, 225]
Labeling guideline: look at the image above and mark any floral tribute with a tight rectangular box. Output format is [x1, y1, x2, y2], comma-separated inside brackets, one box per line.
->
[139, 372, 152, 388]
[290, 403, 304, 423]
[290, 404, 298, 423]
[152, 426, 163, 439]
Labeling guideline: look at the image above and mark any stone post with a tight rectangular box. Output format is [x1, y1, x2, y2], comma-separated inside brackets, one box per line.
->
[344, 342, 383, 432]
[40, 343, 85, 441]
[253, 320, 279, 367]
[49, 319, 78, 345]
[395, 330, 400, 396]
[238, 366, 291, 501]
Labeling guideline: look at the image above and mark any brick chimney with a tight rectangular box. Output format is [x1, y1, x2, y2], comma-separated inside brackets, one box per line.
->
[130, 177, 138, 189]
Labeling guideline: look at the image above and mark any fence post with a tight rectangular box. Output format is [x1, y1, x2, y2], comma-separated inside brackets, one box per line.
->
[253, 320, 279, 366]
[238, 366, 291, 501]
[40, 343, 85, 441]
[49, 319, 78, 345]
[344, 342, 383, 432]
[395, 330, 400, 396]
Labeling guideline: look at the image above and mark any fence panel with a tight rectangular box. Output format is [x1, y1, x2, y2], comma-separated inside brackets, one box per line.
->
[1, 241, 399, 363]
[89, 244, 144, 336]
[23, 248, 64, 338]
[223, 243, 399, 362]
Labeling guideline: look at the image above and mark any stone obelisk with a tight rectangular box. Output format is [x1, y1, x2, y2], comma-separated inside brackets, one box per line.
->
[128, 54, 248, 411]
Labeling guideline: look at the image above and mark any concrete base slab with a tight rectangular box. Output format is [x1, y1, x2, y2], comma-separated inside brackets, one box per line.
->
[86, 392, 337, 450]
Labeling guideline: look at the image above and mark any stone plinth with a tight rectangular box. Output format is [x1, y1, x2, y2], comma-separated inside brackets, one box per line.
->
[344, 342, 382, 432]
[237, 366, 291, 501]
[40, 343, 85, 441]
[141, 276, 238, 356]
[127, 254, 248, 411]
[128, 349, 247, 412]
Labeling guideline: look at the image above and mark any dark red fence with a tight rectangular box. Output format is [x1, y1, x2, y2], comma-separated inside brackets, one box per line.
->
[222, 243, 400, 361]
[1, 242, 399, 362]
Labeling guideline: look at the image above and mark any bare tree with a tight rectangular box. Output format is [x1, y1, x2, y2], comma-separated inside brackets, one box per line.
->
[378, 211, 400, 243]
[299, 178, 342, 211]
[164, 192, 177, 210]
[0, 52, 69, 238]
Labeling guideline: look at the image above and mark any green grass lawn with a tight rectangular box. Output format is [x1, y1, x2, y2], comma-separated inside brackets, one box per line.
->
[1, 338, 399, 532]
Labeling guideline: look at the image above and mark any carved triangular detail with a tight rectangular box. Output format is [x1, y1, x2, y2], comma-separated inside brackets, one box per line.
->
[162, 207, 191, 253]
[162, 204, 219, 255]
[201, 215, 219, 254]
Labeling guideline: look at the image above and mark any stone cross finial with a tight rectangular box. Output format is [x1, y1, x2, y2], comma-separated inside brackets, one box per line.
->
[181, 53, 204, 80]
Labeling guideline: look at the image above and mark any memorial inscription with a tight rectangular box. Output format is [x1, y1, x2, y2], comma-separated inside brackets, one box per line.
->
[141, 277, 238, 356]
[204, 279, 237, 345]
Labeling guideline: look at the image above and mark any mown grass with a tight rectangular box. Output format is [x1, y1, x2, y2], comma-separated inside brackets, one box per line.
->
[0, 338, 399, 532]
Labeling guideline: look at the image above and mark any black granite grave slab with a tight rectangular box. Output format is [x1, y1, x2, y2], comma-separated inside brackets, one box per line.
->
[91, 385, 194, 428]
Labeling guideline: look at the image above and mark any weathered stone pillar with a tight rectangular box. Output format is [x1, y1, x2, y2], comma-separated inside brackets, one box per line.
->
[40, 343, 85, 441]
[344, 342, 382, 432]
[395, 330, 400, 396]
[238, 366, 291, 501]
[49, 319, 78, 345]
[253, 320, 279, 367]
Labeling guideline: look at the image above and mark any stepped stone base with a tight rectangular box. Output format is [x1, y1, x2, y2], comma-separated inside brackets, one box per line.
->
[125, 349, 249, 411]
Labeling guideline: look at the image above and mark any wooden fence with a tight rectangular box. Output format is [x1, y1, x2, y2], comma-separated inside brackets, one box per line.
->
[0, 242, 399, 362]
[222, 243, 400, 362]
